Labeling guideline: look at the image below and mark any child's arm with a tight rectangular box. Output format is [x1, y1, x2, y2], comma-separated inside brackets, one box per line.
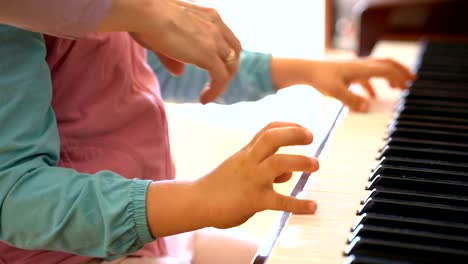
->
[150, 49, 415, 109]
[149, 50, 274, 104]
[0, 25, 153, 259]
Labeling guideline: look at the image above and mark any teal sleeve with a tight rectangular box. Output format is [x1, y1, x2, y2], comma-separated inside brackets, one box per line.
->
[149, 49, 275, 104]
[0, 25, 154, 258]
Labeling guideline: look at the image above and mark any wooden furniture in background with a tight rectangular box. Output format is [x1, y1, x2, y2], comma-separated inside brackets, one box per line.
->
[356, 0, 468, 56]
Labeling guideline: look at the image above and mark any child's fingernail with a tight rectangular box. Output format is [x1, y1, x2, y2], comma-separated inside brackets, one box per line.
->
[359, 101, 369, 112]
[309, 201, 317, 213]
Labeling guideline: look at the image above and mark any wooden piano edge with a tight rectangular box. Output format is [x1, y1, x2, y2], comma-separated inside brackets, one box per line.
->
[252, 104, 346, 264]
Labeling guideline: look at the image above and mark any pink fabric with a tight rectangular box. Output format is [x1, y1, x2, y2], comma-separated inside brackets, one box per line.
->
[0, 33, 175, 263]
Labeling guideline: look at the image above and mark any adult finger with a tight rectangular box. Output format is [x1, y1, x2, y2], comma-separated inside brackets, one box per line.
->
[199, 45, 239, 104]
[197, 4, 241, 57]
[156, 52, 185, 76]
[218, 36, 240, 83]
[199, 54, 230, 104]
[217, 18, 242, 59]
[250, 127, 313, 162]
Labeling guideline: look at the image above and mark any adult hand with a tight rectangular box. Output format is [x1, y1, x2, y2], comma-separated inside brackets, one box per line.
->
[127, 0, 241, 104]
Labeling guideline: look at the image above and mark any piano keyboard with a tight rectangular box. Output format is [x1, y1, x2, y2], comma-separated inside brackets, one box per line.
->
[263, 40, 468, 264]
[345, 41, 468, 263]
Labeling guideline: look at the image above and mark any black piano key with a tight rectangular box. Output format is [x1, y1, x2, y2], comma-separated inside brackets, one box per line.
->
[382, 137, 468, 154]
[421, 42, 468, 57]
[386, 127, 468, 144]
[375, 155, 468, 175]
[398, 91, 468, 104]
[420, 58, 468, 67]
[410, 79, 468, 91]
[369, 164, 468, 183]
[345, 237, 468, 262]
[396, 104, 468, 119]
[368, 175, 468, 198]
[400, 87, 468, 100]
[351, 213, 468, 237]
[416, 71, 468, 82]
[395, 112, 468, 127]
[362, 189, 468, 208]
[348, 218, 468, 253]
[388, 120, 468, 134]
[399, 97, 468, 109]
[344, 254, 419, 264]
[378, 145, 468, 163]
[418, 64, 468, 74]
[348, 225, 468, 250]
[345, 237, 468, 261]
[361, 190, 468, 212]
[357, 197, 468, 223]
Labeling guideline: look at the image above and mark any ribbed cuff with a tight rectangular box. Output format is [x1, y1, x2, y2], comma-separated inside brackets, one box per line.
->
[240, 50, 275, 96]
[258, 53, 275, 92]
[129, 179, 154, 247]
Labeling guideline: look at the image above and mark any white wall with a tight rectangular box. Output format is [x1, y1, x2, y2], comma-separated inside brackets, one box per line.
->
[204, 0, 325, 58]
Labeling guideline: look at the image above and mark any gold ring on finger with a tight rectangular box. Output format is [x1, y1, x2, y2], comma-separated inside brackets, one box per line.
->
[225, 48, 237, 65]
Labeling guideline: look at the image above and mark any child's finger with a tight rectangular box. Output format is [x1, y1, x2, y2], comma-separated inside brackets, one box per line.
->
[373, 59, 412, 89]
[356, 80, 376, 98]
[250, 127, 313, 162]
[247, 122, 304, 149]
[266, 192, 317, 214]
[261, 154, 319, 177]
[274, 172, 293, 183]
[382, 58, 416, 81]
[333, 87, 369, 112]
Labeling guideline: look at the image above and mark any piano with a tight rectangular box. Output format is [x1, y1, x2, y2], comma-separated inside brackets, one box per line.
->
[252, 31, 468, 264]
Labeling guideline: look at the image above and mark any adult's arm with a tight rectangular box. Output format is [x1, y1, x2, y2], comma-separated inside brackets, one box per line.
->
[0, 0, 242, 104]
[0, 0, 111, 38]
[149, 50, 275, 104]
[0, 25, 153, 259]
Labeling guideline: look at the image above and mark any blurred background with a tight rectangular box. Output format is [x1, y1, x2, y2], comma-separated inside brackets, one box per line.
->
[203, 0, 468, 58]
[203, 0, 326, 59]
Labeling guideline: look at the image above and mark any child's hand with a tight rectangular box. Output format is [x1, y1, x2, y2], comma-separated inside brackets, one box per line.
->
[306, 58, 416, 112]
[146, 122, 318, 237]
[271, 57, 416, 112]
[195, 121, 319, 229]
